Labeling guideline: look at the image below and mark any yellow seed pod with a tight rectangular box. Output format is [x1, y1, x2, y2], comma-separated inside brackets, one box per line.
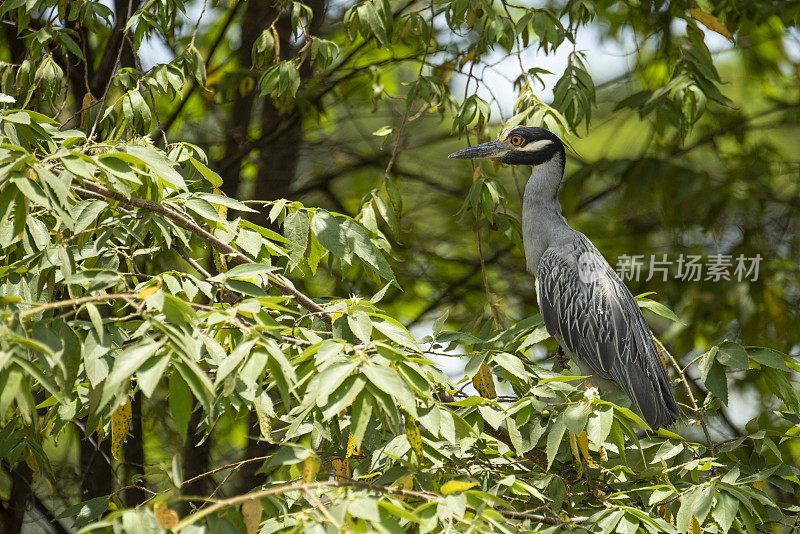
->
[405, 415, 424, 461]
[111, 397, 132, 460]
[332, 457, 349, 479]
[346, 434, 358, 458]
[302, 454, 320, 483]
[154, 502, 179, 529]
[472, 361, 496, 399]
[254, 406, 271, 442]
[576, 430, 598, 467]
[658, 505, 673, 525]
[569, 431, 580, 460]
[242, 499, 263, 534]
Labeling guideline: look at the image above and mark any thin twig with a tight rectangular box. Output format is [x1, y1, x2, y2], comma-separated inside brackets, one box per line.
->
[88, 0, 134, 140]
[156, 3, 242, 138]
[172, 479, 588, 531]
[174, 245, 212, 278]
[181, 455, 272, 490]
[61, 222, 118, 243]
[189, 0, 208, 49]
[19, 293, 135, 318]
[303, 488, 342, 528]
[380, 0, 433, 183]
[653, 336, 718, 472]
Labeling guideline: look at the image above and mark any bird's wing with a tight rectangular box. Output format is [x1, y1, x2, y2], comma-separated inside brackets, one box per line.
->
[536, 235, 680, 429]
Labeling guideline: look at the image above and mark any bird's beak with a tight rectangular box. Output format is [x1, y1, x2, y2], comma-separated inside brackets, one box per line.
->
[448, 140, 506, 160]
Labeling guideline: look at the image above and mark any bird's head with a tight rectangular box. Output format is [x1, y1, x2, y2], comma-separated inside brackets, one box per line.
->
[448, 126, 564, 167]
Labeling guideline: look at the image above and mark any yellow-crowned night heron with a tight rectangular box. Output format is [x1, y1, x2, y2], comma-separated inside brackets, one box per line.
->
[449, 126, 680, 429]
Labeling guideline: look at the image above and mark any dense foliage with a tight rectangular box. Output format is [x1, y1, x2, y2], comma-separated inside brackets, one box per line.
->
[0, 0, 799, 533]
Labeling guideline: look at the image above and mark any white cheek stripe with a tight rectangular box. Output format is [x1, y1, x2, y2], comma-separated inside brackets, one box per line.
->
[519, 139, 554, 151]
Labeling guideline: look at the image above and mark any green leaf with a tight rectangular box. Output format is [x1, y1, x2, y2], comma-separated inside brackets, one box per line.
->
[363, 363, 415, 415]
[313, 361, 358, 406]
[747, 347, 788, 371]
[185, 197, 227, 225]
[136, 354, 169, 398]
[692, 484, 715, 525]
[349, 390, 373, 450]
[264, 444, 310, 471]
[546, 413, 566, 469]
[101, 342, 162, 406]
[311, 210, 348, 258]
[587, 404, 613, 445]
[195, 192, 258, 213]
[362, 363, 405, 397]
[347, 311, 372, 342]
[763, 366, 799, 411]
[652, 440, 684, 463]
[636, 296, 682, 323]
[491, 352, 529, 385]
[716, 342, 748, 370]
[648, 486, 676, 506]
[676, 487, 698, 533]
[55, 496, 109, 529]
[172, 357, 215, 417]
[349, 497, 381, 522]
[9, 355, 68, 405]
[372, 126, 394, 137]
[711, 490, 739, 533]
[214, 339, 256, 389]
[699, 351, 728, 405]
[371, 317, 418, 351]
[440, 480, 478, 495]
[189, 157, 222, 187]
[563, 403, 591, 434]
[311, 210, 397, 283]
[169, 371, 193, 443]
[284, 210, 309, 258]
[125, 145, 187, 191]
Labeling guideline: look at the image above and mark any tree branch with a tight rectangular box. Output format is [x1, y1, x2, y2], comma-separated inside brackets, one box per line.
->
[155, 2, 243, 139]
[654, 337, 718, 471]
[71, 180, 329, 322]
[89, 0, 135, 140]
[173, 479, 587, 531]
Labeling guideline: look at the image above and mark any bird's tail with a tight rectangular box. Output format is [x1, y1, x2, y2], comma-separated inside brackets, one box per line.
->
[626, 338, 681, 430]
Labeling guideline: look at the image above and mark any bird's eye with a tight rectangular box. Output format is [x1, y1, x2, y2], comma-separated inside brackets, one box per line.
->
[510, 135, 523, 146]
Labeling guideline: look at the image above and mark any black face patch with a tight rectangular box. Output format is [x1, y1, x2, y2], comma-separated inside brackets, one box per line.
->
[498, 127, 565, 167]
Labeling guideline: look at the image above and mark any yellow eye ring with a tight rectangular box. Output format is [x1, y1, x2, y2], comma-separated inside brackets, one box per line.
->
[510, 135, 523, 146]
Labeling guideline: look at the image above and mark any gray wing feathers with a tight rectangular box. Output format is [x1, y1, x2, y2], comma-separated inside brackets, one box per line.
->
[537, 236, 680, 429]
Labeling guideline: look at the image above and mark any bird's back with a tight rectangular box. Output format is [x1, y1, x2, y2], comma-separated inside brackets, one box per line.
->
[535, 233, 681, 429]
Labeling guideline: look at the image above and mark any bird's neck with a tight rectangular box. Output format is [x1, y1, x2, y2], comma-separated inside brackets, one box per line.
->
[522, 154, 571, 273]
